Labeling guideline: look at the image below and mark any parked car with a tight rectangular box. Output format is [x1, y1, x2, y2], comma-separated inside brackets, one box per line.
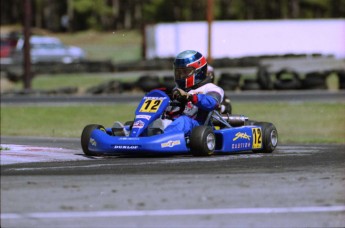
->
[12, 36, 86, 64]
[0, 38, 16, 65]
[0, 39, 12, 58]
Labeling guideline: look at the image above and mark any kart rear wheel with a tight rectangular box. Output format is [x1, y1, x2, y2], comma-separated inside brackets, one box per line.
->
[190, 126, 216, 156]
[81, 124, 105, 156]
[253, 122, 278, 153]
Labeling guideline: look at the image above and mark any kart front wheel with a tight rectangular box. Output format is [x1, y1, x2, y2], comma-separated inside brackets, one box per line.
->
[190, 126, 216, 156]
[81, 124, 105, 156]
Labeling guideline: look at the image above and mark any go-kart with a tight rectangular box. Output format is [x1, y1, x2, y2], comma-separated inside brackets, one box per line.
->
[81, 89, 278, 156]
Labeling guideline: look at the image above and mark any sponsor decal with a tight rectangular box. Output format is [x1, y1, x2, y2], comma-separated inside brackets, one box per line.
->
[161, 140, 181, 148]
[143, 96, 167, 100]
[114, 145, 139, 150]
[119, 137, 140, 141]
[136, 114, 151, 120]
[133, 120, 145, 128]
[90, 138, 97, 146]
[232, 142, 251, 149]
[233, 132, 251, 141]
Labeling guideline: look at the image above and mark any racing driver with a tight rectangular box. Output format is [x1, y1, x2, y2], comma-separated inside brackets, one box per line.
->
[163, 50, 225, 135]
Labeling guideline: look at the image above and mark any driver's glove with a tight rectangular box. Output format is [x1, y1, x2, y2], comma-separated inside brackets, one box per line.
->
[172, 88, 198, 104]
[172, 88, 191, 103]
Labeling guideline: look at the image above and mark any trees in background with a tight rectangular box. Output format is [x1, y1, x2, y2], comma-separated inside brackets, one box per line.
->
[1, 0, 344, 32]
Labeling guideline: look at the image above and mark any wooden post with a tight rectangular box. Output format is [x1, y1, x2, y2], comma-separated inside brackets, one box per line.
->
[23, 0, 32, 90]
[207, 0, 214, 64]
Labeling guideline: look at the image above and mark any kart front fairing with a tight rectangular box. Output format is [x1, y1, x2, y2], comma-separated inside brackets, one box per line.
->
[87, 89, 189, 155]
[130, 89, 170, 137]
[89, 130, 188, 155]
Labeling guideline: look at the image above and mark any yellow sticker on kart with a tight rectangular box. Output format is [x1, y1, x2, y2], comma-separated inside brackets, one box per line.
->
[252, 127, 262, 149]
[139, 99, 163, 113]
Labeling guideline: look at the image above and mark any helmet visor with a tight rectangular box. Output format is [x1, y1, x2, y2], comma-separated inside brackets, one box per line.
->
[174, 67, 195, 80]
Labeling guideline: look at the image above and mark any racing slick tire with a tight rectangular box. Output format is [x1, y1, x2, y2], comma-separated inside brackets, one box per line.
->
[81, 124, 105, 156]
[190, 126, 216, 156]
[252, 122, 278, 153]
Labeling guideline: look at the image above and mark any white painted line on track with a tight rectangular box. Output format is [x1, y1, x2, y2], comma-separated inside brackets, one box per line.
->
[0, 144, 93, 165]
[2, 206, 345, 219]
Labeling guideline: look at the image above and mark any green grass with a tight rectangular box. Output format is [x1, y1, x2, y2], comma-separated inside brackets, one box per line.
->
[1, 102, 344, 144]
[1, 104, 136, 138]
[55, 30, 142, 63]
[234, 102, 345, 144]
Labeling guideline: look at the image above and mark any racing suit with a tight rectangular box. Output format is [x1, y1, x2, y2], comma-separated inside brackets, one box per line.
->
[164, 83, 224, 135]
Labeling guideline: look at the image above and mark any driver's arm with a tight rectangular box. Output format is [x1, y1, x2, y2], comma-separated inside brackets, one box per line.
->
[190, 92, 222, 111]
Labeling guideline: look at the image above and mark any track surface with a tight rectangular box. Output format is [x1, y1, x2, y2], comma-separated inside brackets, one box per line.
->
[1, 136, 344, 227]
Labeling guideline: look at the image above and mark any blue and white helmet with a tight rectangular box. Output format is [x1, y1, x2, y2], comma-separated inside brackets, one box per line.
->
[173, 50, 208, 91]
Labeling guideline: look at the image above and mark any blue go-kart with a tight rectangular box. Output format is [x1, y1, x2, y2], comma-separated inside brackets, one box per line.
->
[81, 89, 278, 156]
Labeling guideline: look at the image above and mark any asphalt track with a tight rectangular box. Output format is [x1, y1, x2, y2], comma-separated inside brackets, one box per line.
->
[1, 136, 345, 227]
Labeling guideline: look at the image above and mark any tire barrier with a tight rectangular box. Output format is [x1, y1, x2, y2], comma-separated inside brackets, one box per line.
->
[257, 65, 273, 90]
[2, 53, 342, 95]
[301, 72, 327, 90]
[136, 75, 161, 93]
[337, 70, 345, 90]
[86, 80, 123, 94]
[241, 79, 261, 90]
[273, 68, 302, 90]
[217, 72, 241, 91]
[84, 75, 176, 95]
[161, 75, 176, 91]
[6, 71, 25, 83]
[121, 82, 136, 92]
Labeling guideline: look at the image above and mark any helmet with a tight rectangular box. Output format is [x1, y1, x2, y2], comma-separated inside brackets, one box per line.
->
[174, 50, 208, 90]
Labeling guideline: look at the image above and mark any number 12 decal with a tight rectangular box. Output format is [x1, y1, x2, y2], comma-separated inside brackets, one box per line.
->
[139, 99, 163, 113]
[252, 127, 262, 149]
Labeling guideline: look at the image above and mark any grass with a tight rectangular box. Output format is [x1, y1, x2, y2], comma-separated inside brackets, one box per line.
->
[55, 30, 142, 63]
[234, 102, 345, 144]
[1, 102, 344, 144]
[1, 104, 136, 138]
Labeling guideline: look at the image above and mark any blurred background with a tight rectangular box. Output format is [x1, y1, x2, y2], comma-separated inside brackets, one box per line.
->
[0, 0, 344, 94]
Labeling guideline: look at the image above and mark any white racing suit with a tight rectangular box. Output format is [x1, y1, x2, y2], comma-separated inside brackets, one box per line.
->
[164, 83, 224, 135]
